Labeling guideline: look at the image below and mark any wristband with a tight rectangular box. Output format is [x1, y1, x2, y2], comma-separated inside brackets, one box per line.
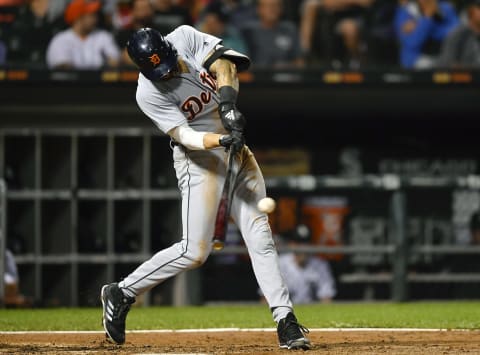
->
[218, 86, 238, 104]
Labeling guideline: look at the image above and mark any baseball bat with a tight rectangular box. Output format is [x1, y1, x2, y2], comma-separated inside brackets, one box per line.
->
[212, 148, 236, 250]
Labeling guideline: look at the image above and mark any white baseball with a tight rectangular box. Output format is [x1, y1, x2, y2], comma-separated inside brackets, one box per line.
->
[257, 197, 276, 213]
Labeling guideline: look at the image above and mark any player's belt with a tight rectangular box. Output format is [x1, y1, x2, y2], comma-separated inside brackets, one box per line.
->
[169, 139, 183, 149]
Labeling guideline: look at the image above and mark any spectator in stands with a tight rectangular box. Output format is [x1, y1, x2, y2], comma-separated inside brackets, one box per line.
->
[394, 0, 459, 69]
[0, 0, 23, 5]
[0, 0, 24, 27]
[108, 0, 135, 31]
[6, 0, 65, 67]
[115, 0, 154, 65]
[365, 0, 399, 67]
[300, 0, 375, 68]
[150, 0, 192, 35]
[46, 0, 121, 69]
[0, 0, 27, 51]
[241, 0, 304, 68]
[46, 0, 69, 20]
[175, 0, 206, 22]
[210, 0, 256, 28]
[277, 224, 336, 304]
[197, 1, 249, 54]
[437, 0, 480, 67]
[1, 0, 68, 28]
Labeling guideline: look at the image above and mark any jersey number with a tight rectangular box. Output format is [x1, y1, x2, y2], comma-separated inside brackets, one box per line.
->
[181, 72, 217, 121]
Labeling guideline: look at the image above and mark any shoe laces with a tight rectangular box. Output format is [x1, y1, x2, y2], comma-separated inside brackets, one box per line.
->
[282, 318, 310, 339]
[113, 297, 134, 322]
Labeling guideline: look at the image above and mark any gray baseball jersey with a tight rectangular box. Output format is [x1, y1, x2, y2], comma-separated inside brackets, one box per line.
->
[118, 25, 293, 322]
[135, 25, 224, 135]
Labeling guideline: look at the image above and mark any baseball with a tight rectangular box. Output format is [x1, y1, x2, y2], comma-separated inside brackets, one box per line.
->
[257, 197, 276, 213]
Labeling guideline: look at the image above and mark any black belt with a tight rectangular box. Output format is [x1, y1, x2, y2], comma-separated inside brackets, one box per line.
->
[170, 139, 184, 149]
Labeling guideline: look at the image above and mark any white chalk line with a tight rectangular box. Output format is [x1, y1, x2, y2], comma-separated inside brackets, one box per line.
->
[0, 328, 477, 335]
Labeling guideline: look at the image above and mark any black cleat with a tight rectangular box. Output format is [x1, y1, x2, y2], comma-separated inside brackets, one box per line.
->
[277, 312, 311, 350]
[101, 283, 135, 344]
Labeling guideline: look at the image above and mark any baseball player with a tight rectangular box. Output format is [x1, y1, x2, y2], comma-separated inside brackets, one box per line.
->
[100, 25, 310, 350]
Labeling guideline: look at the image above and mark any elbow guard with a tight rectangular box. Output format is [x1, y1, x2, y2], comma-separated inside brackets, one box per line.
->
[204, 44, 251, 73]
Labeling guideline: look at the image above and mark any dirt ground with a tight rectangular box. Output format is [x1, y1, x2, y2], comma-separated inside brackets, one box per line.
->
[0, 330, 479, 354]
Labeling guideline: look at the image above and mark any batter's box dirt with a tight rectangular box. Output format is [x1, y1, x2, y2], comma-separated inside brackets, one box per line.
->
[0, 330, 479, 354]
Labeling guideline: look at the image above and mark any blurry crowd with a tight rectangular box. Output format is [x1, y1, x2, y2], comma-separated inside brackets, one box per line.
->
[0, 0, 479, 70]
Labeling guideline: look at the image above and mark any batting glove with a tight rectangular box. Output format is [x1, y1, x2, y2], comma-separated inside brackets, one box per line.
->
[219, 129, 244, 154]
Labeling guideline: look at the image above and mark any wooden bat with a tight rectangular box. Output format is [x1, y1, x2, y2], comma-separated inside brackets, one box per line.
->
[212, 148, 236, 250]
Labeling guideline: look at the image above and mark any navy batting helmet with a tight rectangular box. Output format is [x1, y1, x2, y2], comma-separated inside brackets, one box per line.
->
[127, 28, 178, 81]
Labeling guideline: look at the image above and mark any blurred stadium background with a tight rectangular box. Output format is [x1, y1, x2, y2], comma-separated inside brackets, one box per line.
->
[1, 0, 480, 309]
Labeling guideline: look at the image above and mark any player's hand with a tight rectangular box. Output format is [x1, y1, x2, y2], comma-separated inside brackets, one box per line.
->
[218, 103, 246, 132]
[219, 129, 244, 154]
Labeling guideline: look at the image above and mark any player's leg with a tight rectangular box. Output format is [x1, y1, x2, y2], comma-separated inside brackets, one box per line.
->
[230, 147, 310, 350]
[230, 147, 292, 319]
[118, 148, 224, 296]
[102, 147, 225, 344]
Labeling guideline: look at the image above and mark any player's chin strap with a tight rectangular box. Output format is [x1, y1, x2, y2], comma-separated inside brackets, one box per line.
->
[203, 44, 251, 73]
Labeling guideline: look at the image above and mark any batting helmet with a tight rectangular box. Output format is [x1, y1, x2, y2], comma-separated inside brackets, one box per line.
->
[127, 28, 178, 81]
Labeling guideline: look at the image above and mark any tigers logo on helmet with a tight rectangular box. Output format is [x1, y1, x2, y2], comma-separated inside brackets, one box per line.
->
[149, 54, 161, 66]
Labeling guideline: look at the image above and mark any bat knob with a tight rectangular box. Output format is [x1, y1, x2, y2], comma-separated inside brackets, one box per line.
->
[212, 240, 224, 251]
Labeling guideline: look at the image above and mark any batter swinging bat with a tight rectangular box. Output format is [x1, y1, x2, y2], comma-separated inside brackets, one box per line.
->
[212, 148, 236, 250]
